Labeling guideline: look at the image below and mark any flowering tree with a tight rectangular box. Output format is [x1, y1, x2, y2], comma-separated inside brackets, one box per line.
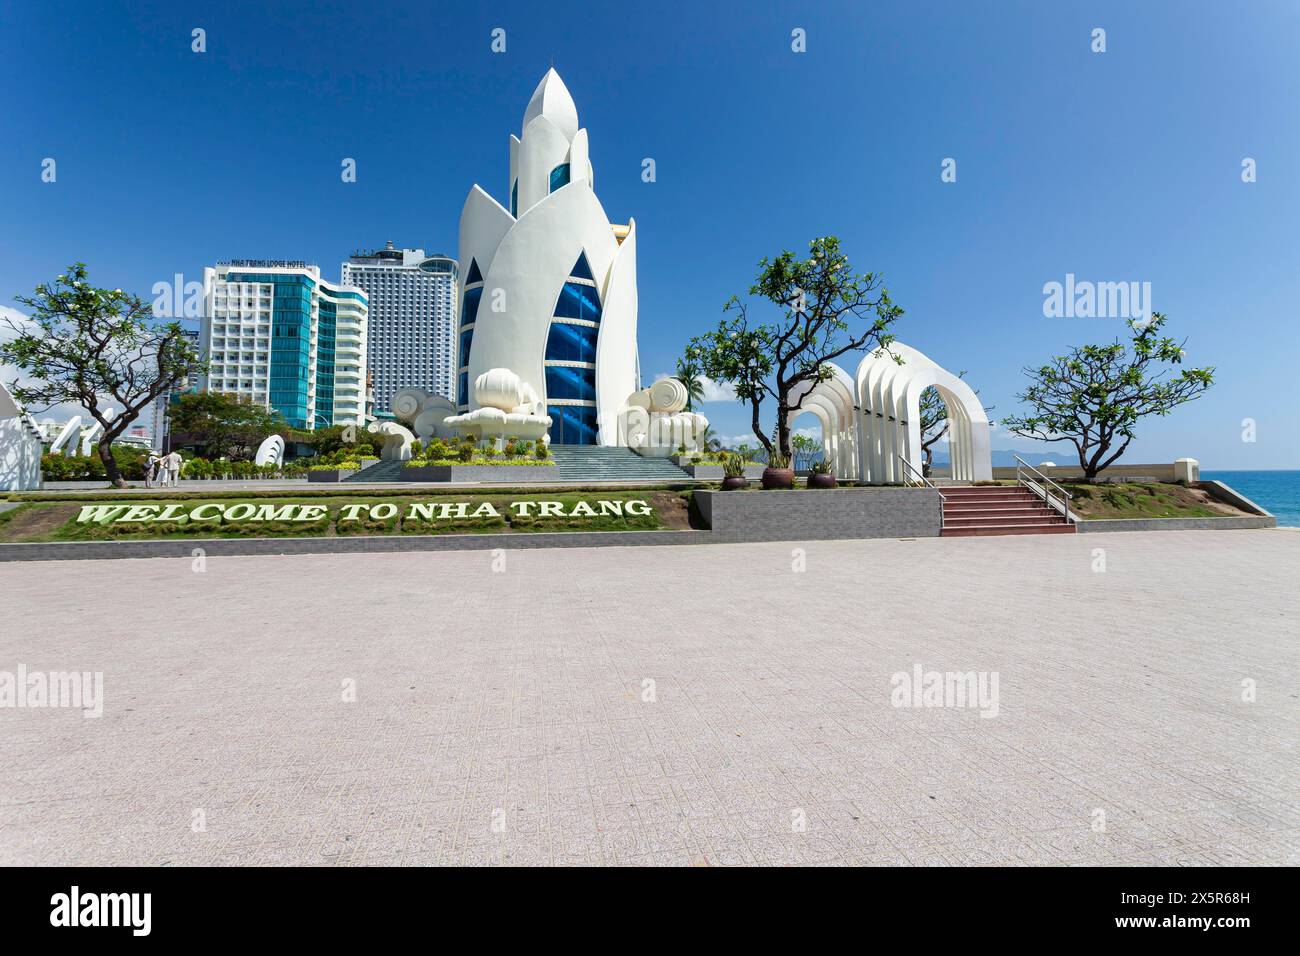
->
[1001, 314, 1214, 480]
[1, 264, 204, 487]
[686, 236, 902, 459]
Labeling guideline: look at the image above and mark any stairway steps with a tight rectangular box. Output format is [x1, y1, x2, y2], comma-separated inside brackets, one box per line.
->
[941, 523, 1077, 537]
[944, 515, 1068, 528]
[940, 483, 1076, 536]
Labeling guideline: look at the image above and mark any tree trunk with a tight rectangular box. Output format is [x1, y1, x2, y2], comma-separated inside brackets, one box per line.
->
[98, 436, 127, 488]
[776, 407, 792, 459]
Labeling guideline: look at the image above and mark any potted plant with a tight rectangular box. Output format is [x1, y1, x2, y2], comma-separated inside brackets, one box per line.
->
[762, 452, 794, 490]
[721, 453, 748, 491]
[807, 459, 837, 489]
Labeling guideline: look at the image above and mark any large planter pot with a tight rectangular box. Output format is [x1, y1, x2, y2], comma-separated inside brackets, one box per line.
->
[761, 467, 795, 490]
[720, 476, 749, 491]
[807, 473, 838, 489]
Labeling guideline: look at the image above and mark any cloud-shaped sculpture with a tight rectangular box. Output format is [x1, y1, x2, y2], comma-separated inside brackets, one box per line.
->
[618, 378, 708, 459]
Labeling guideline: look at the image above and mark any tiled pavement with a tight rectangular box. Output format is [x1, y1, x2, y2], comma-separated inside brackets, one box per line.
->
[1, 529, 1297, 866]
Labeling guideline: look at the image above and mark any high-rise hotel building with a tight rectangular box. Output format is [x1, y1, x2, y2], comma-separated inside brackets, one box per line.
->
[341, 243, 458, 415]
[200, 261, 369, 430]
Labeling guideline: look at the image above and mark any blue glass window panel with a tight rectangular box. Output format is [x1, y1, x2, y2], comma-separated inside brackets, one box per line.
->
[552, 281, 601, 322]
[549, 163, 570, 192]
[510, 180, 517, 217]
[465, 258, 483, 285]
[545, 365, 596, 402]
[460, 286, 482, 327]
[459, 327, 474, 365]
[547, 404, 598, 445]
[569, 251, 594, 281]
[457, 370, 469, 407]
[545, 322, 598, 363]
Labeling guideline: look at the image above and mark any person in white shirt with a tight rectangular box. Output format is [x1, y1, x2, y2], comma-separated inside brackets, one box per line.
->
[144, 453, 161, 488]
[165, 451, 183, 487]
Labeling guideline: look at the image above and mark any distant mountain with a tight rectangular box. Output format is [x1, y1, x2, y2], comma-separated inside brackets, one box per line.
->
[933, 449, 1067, 468]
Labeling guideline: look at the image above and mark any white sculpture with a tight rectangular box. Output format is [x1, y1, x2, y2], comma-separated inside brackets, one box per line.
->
[254, 434, 285, 467]
[444, 368, 552, 443]
[79, 408, 115, 457]
[48, 415, 81, 456]
[367, 420, 416, 460]
[618, 377, 709, 459]
[0, 381, 44, 491]
[391, 387, 457, 442]
[456, 68, 639, 445]
[788, 342, 992, 483]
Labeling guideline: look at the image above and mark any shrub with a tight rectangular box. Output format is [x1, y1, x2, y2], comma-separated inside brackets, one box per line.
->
[535, 441, 549, 460]
[810, 459, 833, 476]
[722, 453, 747, 479]
[767, 452, 791, 469]
[458, 444, 474, 463]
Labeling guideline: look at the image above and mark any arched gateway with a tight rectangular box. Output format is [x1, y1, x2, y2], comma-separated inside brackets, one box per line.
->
[787, 343, 992, 483]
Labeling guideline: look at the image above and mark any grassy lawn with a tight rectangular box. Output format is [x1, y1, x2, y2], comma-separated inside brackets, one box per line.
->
[0, 491, 696, 543]
[1062, 482, 1246, 520]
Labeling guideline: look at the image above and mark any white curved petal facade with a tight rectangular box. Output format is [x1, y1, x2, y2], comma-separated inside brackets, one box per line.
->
[456, 69, 639, 445]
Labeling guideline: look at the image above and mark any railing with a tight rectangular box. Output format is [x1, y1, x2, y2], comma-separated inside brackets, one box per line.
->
[1014, 454, 1074, 524]
[898, 454, 945, 530]
[897, 454, 935, 489]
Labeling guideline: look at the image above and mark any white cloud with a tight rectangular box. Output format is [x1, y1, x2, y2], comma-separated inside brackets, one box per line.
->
[651, 372, 739, 404]
[699, 376, 738, 403]
[0, 305, 114, 423]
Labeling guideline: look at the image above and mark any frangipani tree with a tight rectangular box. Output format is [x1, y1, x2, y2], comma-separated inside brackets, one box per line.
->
[686, 236, 902, 459]
[1001, 313, 1214, 480]
[1, 264, 205, 487]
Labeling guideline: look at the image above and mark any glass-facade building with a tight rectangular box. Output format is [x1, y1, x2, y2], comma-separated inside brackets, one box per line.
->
[543, 252, 600, 444]
[200, 262, 368, 430]
[341, 243, 458, 415]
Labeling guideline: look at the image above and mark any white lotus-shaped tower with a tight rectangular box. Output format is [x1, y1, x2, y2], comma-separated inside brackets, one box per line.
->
[456, 68, 639, 445]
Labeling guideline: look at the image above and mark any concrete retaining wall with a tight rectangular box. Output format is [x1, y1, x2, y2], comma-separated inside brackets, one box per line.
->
[1077, 515, 1276, 533]
[694, 487, 942, 542]
[0, 529, 715, 562]
[675, 463, 765, 480]
[1199, 480, 1274, 517]
[400, 465, 559, 482]
[306, 469, 358, 483]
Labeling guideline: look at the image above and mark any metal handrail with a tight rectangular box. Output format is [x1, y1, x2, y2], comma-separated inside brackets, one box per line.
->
[1013, 454, 1074, 523]
[896, 454, 934, 488]
[898, 454, 944, 529]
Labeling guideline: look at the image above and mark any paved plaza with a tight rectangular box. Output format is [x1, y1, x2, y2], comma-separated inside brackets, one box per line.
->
[1, 529, 1297, 866]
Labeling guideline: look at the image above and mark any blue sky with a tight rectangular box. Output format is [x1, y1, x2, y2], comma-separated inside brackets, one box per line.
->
[2, 0, 1297, 467]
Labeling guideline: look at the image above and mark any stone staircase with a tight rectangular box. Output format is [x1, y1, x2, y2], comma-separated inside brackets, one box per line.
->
[342, 460, 407, 482]
[548, 445, 691, 481]
[940, 485, 1075, 536]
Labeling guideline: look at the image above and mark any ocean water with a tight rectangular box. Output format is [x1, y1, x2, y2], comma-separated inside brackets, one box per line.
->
[1202, 471, 1300, 527]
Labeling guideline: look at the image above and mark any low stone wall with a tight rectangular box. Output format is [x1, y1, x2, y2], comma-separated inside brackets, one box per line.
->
[1077, 516, 1276, 533]
[980, 463, 1179, 482]
[400, 465, 559, 483]
[306, 469, 357, 483]
[0, 529, 713, 562]
[675, 463, 765, 480]
[1199, 479, 1274, 517]
[694, 487, 942, 542]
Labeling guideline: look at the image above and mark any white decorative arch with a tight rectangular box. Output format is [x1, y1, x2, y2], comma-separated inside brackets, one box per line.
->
[786, 363, 858, 478]
[788, 343, 991, 483]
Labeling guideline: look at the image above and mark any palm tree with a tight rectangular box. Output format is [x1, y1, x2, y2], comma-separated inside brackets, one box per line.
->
[675, 354, 705, 412]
